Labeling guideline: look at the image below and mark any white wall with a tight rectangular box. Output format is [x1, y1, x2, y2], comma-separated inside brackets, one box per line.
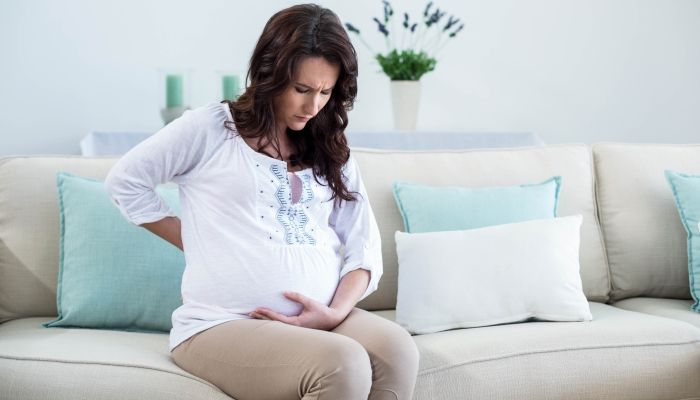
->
[1, 0, 699, 156]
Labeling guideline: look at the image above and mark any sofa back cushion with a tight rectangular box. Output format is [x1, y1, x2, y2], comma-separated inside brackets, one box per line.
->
[0, 156, 119, 322]
[353, 144, 610, 311]
[0, 145, 610, 319]
[593, 143, 700, 301]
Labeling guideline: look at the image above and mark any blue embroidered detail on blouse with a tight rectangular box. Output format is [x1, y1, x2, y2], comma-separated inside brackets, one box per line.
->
[270, 165, 316, 245]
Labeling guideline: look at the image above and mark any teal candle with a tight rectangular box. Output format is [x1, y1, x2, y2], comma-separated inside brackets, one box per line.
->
[222, 75, 240, 101]
[166, 75, 184, 108]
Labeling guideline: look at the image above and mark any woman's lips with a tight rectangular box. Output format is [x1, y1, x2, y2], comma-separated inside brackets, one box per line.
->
[295, 116, 310, 122]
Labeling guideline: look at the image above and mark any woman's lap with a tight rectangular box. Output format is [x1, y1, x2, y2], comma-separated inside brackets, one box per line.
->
[171, 308, 419, 400]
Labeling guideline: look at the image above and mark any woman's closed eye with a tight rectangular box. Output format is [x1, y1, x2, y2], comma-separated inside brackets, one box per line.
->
[295, 88, 331, 96]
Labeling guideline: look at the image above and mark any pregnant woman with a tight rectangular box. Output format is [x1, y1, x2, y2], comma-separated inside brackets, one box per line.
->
[104, 4, 419, 400]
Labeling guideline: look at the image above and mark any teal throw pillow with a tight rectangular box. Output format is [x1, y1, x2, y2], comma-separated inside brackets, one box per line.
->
[42, 172, 185, 333]
[665, 169, 700, 313]
[392, 176, 561, 233]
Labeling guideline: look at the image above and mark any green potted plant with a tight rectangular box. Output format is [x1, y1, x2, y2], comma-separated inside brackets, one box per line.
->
[345, 1, 464, 130]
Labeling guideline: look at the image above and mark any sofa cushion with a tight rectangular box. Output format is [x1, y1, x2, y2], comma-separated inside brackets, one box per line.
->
[373, 303, 700, 399]
[665, 170, 700, 312]
[4, 304, 700, 400]
[0, 156, 120, 323]
[394, 215, 591, 334]
[353, 144, 610, 310]
[0, 317, 231, 399]
[43, 172, 184, 333]
[593, 143, 700, 301]
[391, 175, 561, 233]
[612, 297, 700, 329]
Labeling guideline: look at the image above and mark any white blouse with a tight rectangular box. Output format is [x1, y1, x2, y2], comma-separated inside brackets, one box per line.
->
[104, 102, 383, 352]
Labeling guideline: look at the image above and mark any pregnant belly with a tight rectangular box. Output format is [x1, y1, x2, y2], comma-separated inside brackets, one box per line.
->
[182, 245, 342, 317]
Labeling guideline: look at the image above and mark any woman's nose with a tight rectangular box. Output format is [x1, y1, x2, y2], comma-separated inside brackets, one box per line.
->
[305, 95, 321, 113]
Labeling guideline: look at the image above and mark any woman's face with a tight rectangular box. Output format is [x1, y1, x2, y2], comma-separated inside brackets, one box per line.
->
[273, 57, 340, 133]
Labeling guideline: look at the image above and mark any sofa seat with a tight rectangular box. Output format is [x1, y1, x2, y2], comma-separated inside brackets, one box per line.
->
[374, 302, 700, 400]
[612, 297, 700, 329]
[0, 317, 231, 400]
[1, 303, 700, 400]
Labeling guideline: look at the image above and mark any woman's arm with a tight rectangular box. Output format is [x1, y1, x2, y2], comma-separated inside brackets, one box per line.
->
[139, 216, 184, 302]
[141, 216, 184, 252]
[104, 103, 225, 227]
[328, 268, 370, 321]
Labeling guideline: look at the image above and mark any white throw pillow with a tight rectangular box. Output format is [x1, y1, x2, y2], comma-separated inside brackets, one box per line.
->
[395, 215, 592, 334]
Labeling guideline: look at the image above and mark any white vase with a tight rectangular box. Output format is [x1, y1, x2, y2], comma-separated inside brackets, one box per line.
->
[390, 80, 422, 130]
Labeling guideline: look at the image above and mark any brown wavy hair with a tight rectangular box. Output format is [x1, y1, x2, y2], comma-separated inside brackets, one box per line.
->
[222, 3, 360, 210]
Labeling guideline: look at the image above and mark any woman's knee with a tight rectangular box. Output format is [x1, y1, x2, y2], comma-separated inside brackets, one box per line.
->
[380, 327, 420, 373]
[309, 335, 373, 398]
[334, 309, 420, 378]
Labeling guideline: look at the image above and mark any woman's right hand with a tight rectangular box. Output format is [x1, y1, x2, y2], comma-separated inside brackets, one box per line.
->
[250, 291, 347, 331]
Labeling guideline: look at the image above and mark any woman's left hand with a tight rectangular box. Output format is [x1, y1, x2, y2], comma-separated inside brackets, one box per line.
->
[250, 291, 346, 331]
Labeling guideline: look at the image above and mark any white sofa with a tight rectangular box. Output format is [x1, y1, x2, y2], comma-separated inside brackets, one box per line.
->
[0, 143, 699, 399]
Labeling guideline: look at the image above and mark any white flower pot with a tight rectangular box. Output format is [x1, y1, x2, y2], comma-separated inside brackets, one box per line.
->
[390, 80, 422, 131]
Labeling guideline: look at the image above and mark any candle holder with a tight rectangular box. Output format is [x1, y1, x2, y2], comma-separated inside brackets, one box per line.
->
[215, 70, 246, 102]
[158, 68, 193, 126]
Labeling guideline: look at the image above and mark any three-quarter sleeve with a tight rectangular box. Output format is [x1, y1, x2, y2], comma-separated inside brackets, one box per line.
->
[329, 153, 383, 302]
[104, 103, 226, 226]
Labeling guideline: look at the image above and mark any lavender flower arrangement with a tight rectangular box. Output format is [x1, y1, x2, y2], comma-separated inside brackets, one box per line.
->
[345, 1, 464, 81]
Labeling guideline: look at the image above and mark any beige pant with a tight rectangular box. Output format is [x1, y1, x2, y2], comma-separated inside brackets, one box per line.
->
[171, 307, 420, 400]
